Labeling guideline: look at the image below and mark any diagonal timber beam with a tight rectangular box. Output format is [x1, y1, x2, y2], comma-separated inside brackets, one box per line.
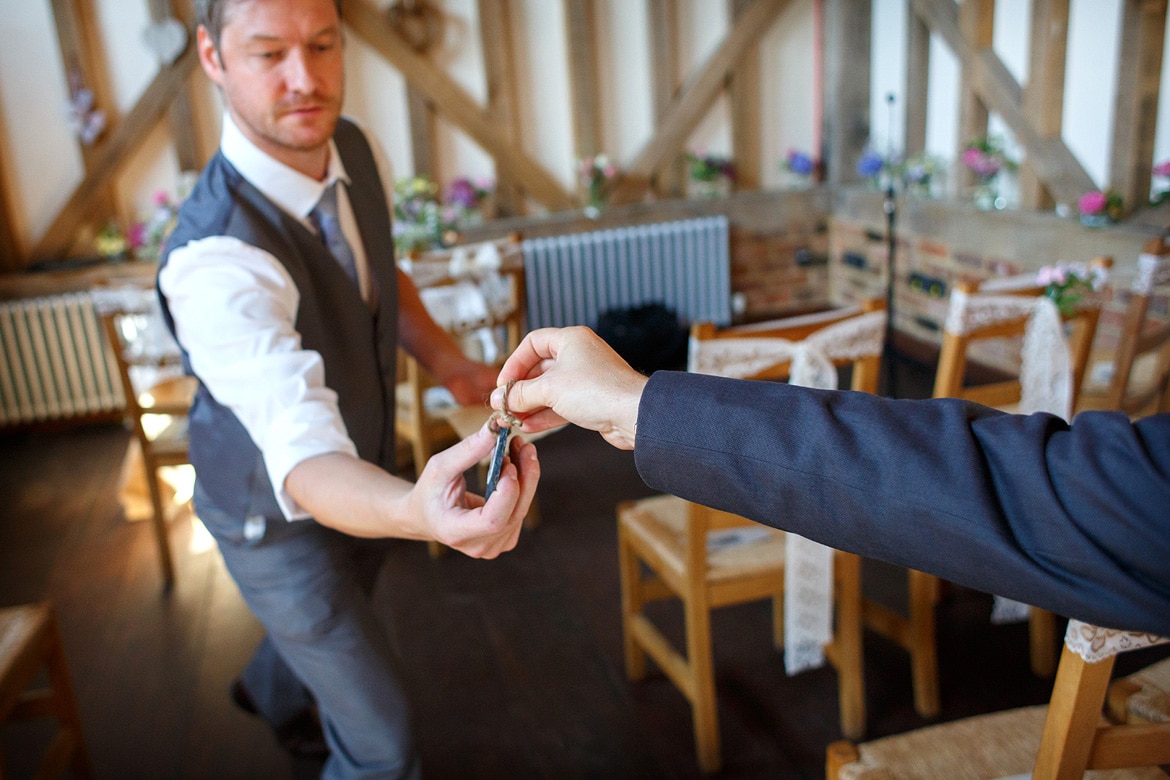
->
[33, 44, 198, 261]
[909, 0, 1094, 205]
[609, 0, 790, 203]
[344, 0, 575, 211]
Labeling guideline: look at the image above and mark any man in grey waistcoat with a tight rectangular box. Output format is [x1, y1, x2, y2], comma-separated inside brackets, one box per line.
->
[158, 0, 539, 776]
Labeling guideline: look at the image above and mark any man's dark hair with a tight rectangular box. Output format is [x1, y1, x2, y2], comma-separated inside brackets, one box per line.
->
[196, 0, 344, 50]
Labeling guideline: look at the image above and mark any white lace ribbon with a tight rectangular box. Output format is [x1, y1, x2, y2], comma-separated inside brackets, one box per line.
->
[1063, 619, 1168, 663]
[947, 287, 1071, 622]
[1134, 251, 1170, 296]
[689, 309, 886, 674]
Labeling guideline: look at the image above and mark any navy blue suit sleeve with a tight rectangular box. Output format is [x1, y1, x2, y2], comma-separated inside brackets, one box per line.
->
[633, 371, 1170, 635]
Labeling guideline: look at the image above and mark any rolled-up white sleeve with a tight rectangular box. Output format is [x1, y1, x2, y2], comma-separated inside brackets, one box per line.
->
[159, 236, 357, 520]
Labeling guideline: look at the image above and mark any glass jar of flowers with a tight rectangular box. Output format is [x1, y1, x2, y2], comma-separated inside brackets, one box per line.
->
[962, 136, 1015, 210]
[780, 149, 817, 189]
[443, 176, 495, 227]
[685, 150, 735, 199]
[577, 154, 618, 217]
[393, 176, 459, 255]
[1077, 189, 1123, 227]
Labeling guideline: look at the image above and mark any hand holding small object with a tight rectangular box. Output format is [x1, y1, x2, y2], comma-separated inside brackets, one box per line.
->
[492, 327, 647, 450]
[485, 379, 521, 499]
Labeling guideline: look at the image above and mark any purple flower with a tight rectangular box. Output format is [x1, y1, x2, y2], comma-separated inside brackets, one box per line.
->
[857, 151, 884, 177]
[445, 177, 480, 210]
[787, 150, 815, 176]
[1153, 160, 1170, 178]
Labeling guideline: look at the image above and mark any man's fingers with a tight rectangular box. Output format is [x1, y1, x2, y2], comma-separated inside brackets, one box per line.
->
[435, 424, 497, 475]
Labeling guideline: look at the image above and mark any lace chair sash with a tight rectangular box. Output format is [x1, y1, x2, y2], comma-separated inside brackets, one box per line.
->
[689, 310, 886, 674]
[1064, 619, 1168, 663]
[944, 289, 1072, 421]
[946, 288, 1071, 623]
[1134, 251, 1170, 296]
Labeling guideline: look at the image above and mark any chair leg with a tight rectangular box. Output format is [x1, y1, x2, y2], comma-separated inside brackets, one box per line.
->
[771, 588, 784, 650]
[907, 569, 940, 717]
[144, 463, 176, 588]
[1029, 608, 1058, 678]
[833, 553, 866, 740]
[683, 589, 720, 773]
[43, 611, 95, 780]
[616, 522, 646, 681]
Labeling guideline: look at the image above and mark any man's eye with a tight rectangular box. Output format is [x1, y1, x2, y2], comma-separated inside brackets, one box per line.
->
[256, 50, 282, 60]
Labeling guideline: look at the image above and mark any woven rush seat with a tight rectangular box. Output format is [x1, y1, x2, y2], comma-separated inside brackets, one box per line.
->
[620, 494, 787, 582]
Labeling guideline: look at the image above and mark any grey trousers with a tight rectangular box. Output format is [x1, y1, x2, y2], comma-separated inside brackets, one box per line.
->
[195, 482, 421, 780]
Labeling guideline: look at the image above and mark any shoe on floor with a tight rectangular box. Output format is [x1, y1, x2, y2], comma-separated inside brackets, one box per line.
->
[229, 679, 329, 761]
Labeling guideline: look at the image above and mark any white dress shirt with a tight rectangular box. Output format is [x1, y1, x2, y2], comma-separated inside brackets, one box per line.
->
[159, 113, 395, 521]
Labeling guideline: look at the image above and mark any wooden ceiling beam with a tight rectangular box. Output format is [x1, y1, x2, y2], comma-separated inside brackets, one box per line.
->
[1018, 0, 1069, 211]
[148, 0, 203, 172]
[647, 0, 683, 198]
[821, 0, 871, 187]
[903, 8, 929, 157]
[49, 0, 118, 226]
[31, 45, 198, 261]
[564, 0, 602, 160]
[730, 0, 763, 191]
[1111, 0, 1167, 218]
[344, 0, 575, 211]
[610, 0, 790, 203]
[479, 0, 524, 216]
[910, 0, 1094, 205]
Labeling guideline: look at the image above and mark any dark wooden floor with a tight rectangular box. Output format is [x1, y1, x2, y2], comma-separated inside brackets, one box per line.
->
[2, 363, 1167, 778]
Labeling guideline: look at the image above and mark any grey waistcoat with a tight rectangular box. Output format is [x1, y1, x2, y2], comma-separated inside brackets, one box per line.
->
[158, 119, 399, 521]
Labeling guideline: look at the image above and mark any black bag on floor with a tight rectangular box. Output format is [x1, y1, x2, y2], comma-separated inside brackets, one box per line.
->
[594, 302, 688, 375]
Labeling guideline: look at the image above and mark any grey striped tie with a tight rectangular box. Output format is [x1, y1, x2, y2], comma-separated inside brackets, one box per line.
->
[311, 182, 358, 285]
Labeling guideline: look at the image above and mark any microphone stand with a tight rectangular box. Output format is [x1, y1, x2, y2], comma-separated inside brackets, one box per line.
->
[880, 93, 899, 398]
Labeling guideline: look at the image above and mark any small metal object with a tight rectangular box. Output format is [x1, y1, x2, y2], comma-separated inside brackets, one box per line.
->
[484, 424, 509, 500]
[484, 380, 517, 500]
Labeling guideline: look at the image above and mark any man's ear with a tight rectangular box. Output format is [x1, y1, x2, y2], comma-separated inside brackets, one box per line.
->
[196, 25, 224, 85]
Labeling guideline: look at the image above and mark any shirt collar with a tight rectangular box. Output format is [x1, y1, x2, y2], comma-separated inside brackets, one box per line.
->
[220, 112, 352, 220]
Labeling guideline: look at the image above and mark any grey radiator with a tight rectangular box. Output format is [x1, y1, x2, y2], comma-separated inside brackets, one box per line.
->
[522, 216, 732, 331]
[0, 292, 123, 426]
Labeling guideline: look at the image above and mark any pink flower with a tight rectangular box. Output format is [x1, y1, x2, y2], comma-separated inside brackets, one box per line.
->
[1153, 160, 1170, 177]
[153, 191, 170, 207]
[962, 148, 1001, 178]
[127, 222, 146, 249]
[1078, 190, 1107, 215]
[1037, 265, 1067, 286]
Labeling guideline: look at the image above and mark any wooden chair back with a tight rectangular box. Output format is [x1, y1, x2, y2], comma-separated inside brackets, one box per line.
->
[0, 602, 94, 779]
[930, 260, 1112, 678]
[933, 257, 1113, 411]
[98, 295, 193, 588]
[1080, 241, 1170, 418]
[826, 623, 1170, 780]
[617, 299, 888, 772]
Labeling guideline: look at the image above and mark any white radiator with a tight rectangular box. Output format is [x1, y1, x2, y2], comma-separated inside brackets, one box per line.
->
[0, 293, 123, 426]
[522, 216, 732, 331]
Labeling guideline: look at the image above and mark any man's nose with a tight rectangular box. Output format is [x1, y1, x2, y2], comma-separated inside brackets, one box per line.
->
[284, 47, 319, 94]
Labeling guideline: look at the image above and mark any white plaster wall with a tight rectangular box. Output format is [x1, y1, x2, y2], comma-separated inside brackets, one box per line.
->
[3, 0, 1170, 256]
[0, 1, 83, 250]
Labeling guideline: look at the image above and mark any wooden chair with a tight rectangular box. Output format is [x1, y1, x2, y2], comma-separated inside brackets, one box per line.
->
[616, 299, 886, 772]
[0, 602, 94, 779]
[826, 621, 1170, 780]
[99, 297, 195, 589]
[1106, 654, 1170, 726]
[1078, 241, 1170, 418]
[928, 259, 1112, 679]
[395, 236, 527, 556]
